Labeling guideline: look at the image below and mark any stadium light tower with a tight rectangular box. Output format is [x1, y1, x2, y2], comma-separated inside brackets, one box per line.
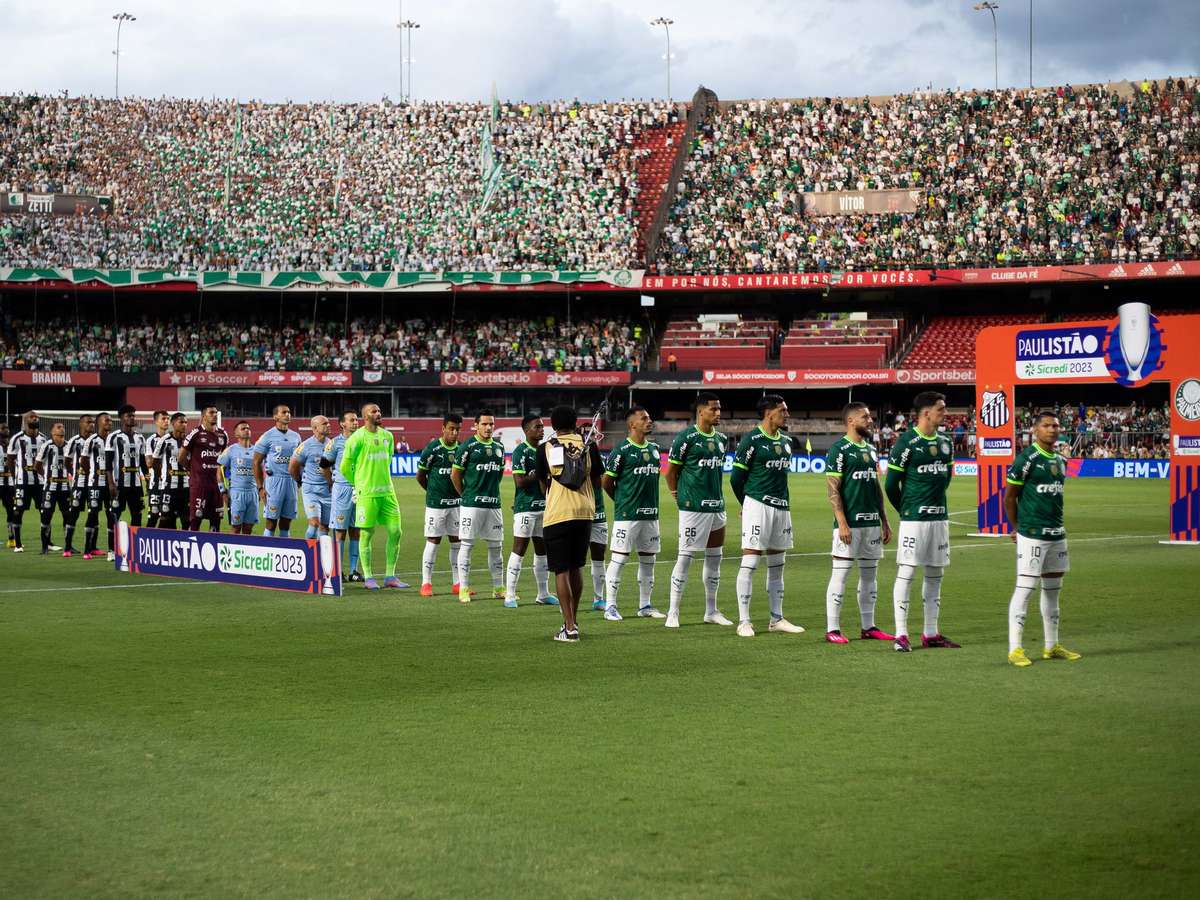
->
[395, 1, 404, 103]
[112, 12, 136, 100]
[650, 17, 674, 102]
[973, 3, 999, 92]
[400, 19, 420, 103]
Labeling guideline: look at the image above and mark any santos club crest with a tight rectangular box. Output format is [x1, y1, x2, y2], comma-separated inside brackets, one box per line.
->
[981, 389, 1010, 428]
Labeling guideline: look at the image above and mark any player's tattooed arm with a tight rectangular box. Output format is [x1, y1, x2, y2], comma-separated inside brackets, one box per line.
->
[827, 475, 851, 543]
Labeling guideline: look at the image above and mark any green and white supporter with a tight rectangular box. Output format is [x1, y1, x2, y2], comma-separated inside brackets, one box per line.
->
[729, 395, 804, 637]
[1003, 411, 1080, 667]
[884, 391, 958, 651]
[664, 393, 733, 629]
[505, 414, 555, 608]
[824, 403, 893, 643]
[450, 411, 506, 602]
[600, 406, 664, 621]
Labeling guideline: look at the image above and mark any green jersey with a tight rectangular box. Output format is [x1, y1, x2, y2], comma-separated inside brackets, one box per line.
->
[511, 441, 545, 513]
[453, 437, 505, 509]
[1006, 444, 1067, 539]
[340, 426, 395, 496]
[825, 437, 883, 528]
[732, 426, 793, 509]
[417, 438, 460, 509]
[668, 425, 728, 513]
[594, 491, 607, 524]
[604, 439, 661, 521]
[887, 427, 953, 521]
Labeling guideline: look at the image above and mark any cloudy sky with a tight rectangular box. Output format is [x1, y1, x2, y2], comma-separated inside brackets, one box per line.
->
[1, 0, 1195, 104]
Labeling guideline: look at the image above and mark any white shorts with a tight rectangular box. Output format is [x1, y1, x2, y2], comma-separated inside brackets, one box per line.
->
[831, 526, 884, 561]
[741, 497, 794, 552]
[679, 510, 727, 553]
[590, 520, 608, 546]
[611, 519, 661, 555]
[896, 520, 951, 568]
[459, 507, 503, 542]
[1016, 534, 1070, 577]
[513, 510, 544, 539]
[423, 506, 460, 538]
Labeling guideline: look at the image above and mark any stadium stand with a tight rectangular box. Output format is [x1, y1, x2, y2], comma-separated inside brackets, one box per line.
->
[780, 316, 903, 368]
[633, 121, 688, 260]
[900, 313, 1042, 367]
[656, 314, 778, 368]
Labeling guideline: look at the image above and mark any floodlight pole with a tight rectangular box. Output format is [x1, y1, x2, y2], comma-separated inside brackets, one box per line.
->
[112, 12, 136, 100]
[650, 17, 674, 102]
[973, 3, 999, 92]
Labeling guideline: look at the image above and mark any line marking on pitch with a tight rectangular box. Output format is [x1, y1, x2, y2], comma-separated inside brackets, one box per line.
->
[0, 581, 197, 595]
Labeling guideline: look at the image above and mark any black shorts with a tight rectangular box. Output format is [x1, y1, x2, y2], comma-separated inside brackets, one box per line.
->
[543, 520, 591, 574]
[164, 488, 190, 520]
[12, 484, 42, 512]
[72, 485, 104, 512]
[111, 485, 144, 513]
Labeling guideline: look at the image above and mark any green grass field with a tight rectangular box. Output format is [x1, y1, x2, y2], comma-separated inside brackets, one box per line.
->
[1, 475, 1198, 899]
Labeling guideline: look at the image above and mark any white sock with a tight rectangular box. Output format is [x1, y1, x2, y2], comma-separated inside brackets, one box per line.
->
[893, 564, 916, 638]
[922, 566, 943, 638]
[533, 553, 550, 599]
[421, 541, 438, 586]
[736, 554, 760, 624]
[669, 553, 694, 616]
[591, 559, 605, 601]
[638, 555, 656, 608]
[857, 562, 878, 630]
[605, 552, 629, 610]
[1008, 574, 1038, 652]
[505, 551, 523, 601]
[766, 552, 785, 622]
[1040, 576, 1063, 648]
[703, 548, 722, 616]
[487, 541, 504, 590]
[449, 540, 461, 585]
[458, 539, 474, 593]
[826, 558, 853, 632]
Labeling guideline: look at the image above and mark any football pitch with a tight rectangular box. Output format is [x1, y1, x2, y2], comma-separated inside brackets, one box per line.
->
[1, 476, 1197, 898]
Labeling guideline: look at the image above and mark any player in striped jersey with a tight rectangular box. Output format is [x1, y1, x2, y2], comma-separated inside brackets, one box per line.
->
[106, 405, 148, 553]
[153, 414, 190, 529]
[34, 423, 71, 554]
[6, 411, 47, 552]
[93, 412, 117, 560]
[76, 416, 109, 559]
[0, 422, 12, 548]
[143, 410, 170, 521]
[64, 415, 99, 557]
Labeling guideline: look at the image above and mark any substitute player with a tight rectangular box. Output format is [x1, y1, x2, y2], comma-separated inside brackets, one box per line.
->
[180, 406, 228, 532]
[885, 391, 959, 652]
[153, 413, 190, 530]
[218, 422, 259, 534]
[291, 415, 333, 538]
[730, 395, 804, 637]
[824, 402, 894, 643]
[106, 405, 147, 548]
[417, 414, 462, 596]
[601, 405, 664, 621]
[506, 414, 556, 608]
[1003, 411, 1082, 667]
[340, 402, 405, 590]
[323, 411, 364, 581]
[33, 422, 70, 554]
[450, 411, 506, 603]
[253, 404, 300, 537]
[143, 410, 169, 524]
[665, 393, 733, 629]
[6, 411, 46, 553]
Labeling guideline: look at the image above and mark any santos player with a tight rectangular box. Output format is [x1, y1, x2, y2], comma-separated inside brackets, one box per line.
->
[665, 393, 733, 629]
[218, 422, 259, 534]
[506, 414, 556, 608]
[886, 391, 959, 652]
[253, 405, 300, 537]
[601, 405, 664, 621]
[291, 415, 333, 538]
[451, 411, 506, 602]
[730, 395, 804, 637]
[417, 414, 462, 596]
[1003, 412, 1082, 667]
[824, 403, 894, 643]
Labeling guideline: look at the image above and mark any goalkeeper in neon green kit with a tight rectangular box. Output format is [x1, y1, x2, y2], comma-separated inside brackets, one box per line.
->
[339, 403, 407, 590]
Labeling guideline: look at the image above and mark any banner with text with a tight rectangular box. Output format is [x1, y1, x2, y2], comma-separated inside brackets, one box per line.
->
[3, 192, 112, 215]
[699, 369, 976, 387]
[803, 189, 919, 216]
[440, 371, 631, 388]
[2, 370, 102, 386]
[158, 371, 353, 387]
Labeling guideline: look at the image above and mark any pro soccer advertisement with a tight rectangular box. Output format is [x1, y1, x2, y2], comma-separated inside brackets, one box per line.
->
[114, 523, 342, 595]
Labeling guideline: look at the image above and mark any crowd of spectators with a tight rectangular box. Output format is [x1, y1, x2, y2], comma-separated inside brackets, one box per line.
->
[1017, 402, 1171, 458]
[0, 95, 679, 271]
[656, 78, 1200, 274]
[0, 315, 645, 373]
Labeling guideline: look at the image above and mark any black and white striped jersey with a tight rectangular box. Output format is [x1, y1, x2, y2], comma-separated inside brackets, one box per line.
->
[153, 434, 189, 490]
[106, 430, 147, 489]
[6, 432, 47, 486]
[75, 434, 108, 488]
[64, 435, 90, 487]
[35, 440, 72, 489]
[144, 433, 166, 490]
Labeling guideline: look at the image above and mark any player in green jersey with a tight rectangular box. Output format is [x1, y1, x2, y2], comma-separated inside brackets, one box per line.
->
[417, 413, 462, 597]
[505, 414, 557, 608]
[600, 405, 665, 621]
[1003, 411, 1081, 667]
[665, 392, 733, 629]
[339, 403, 405, 590]
[885, 391, 958, 651]
[450, 410, 506, 603]
[824, 403, 894, 644]
[729, 395, 804, 637]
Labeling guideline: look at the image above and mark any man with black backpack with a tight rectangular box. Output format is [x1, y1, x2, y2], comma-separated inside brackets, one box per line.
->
[536, 405, 604, 643]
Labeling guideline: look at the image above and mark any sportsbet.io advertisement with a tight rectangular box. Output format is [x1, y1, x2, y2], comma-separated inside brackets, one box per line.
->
[114, 523, 342, 596]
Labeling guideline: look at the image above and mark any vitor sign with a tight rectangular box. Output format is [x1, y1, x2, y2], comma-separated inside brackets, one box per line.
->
[113, 523, 341, 595]
[803, 189, 919, 216]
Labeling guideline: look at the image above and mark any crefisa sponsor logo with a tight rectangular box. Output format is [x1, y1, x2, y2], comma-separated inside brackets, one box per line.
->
[979, 436, 1014, 457]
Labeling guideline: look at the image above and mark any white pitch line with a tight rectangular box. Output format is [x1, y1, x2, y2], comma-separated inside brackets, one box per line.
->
[0, 581, 196, 595]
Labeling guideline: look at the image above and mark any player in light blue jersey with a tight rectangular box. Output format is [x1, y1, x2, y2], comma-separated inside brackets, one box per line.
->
[290, 415, 333, 538]
[217, 421, 259, 533]
[322, 411, 363, 581]
[252, 404, 301, 537]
